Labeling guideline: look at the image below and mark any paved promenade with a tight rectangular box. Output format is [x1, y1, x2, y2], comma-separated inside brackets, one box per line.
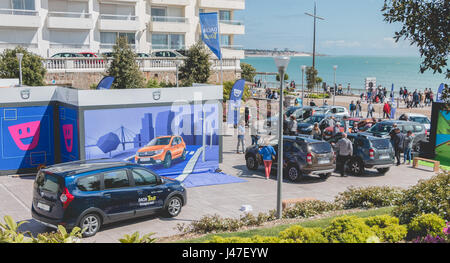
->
[0, 129, 438, 243]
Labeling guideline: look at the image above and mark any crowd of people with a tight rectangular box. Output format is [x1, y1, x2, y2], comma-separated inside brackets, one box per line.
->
[399, 87, 434, 108]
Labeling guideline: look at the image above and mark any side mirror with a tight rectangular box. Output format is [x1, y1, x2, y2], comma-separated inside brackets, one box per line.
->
[157, 176, 164, 185]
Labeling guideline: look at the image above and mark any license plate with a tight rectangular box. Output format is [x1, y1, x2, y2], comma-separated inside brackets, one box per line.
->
[318, 158, 330, 164]
[140, 157, 151, 162]
[37, 202, 50, 212]
[379, 154, 389, 159]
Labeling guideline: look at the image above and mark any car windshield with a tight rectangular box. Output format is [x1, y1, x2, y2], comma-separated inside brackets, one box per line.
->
[304, 115, 324, 124]
[309, 142, 332, 154]
[147, 137, 171, 146]
[369, 123, 393, 133]
[410, 117, 430, 124]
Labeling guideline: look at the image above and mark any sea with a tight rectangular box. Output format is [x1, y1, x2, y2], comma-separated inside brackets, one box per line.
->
[242, 56, 448, 93]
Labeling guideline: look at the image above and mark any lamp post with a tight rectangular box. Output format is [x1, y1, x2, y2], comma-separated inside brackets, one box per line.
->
[301, 65, 306, 108]
[333, 65, 338, 106]
[174, 60, 182, 88]
[273, 56, 290, 219]
[16, 53, 24, 87]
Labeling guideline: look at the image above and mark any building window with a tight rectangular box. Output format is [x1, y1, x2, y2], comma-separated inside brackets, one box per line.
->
[199, 8, 205, 14]
[151, 7, 166, 17]
[101, 32, 136, 45]
[219, 10, 231, 21]
[12, 0, 35, 10]
[221, 35, 231, 46]
[152, 34, 184, 50]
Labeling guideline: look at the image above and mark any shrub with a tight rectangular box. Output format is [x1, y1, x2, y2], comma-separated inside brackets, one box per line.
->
[146, 79, 161, 88]
[207, 235, 282, 243]
[240, 62, 256, 82]
[324, 216, 375, 243]
[335, 186, 403, 209]
[392, 172, 450, 224]
[282, 200, 340, 219]
[34, 225, 82, 243]
[179, 41, 211, 85]
[364, 215, 407, 243]
[0, 46, 46, 86]
[407, 213, 446, 240]
[279, 225, 327, 243]
[0, 216, 31, 243]
[119, 232, 156, 243]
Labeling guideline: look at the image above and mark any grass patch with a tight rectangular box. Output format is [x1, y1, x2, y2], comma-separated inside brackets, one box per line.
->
[418, 160, 450, 171]
[179, 207, 394, 243]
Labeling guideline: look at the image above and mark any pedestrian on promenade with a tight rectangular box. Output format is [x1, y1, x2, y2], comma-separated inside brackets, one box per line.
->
[250, 119, 260, 146]
[349, 101, 356, 117]
[383, 102, 391, 119]
[311, 123, 322, 140]
[356, 100, 362, 117]
[258, 139, 276, 180]
[367, 102, 374, 118]
[335, 133, 353, 177]
[237, 121, 245, 154]
[288, 115, 297, 136]
[333, 122, 341, 136]
[403, 130, 414, 165]
[393, 128, 404, 166]
[323, 100, 328, 106]
[343, 116, 350, 133]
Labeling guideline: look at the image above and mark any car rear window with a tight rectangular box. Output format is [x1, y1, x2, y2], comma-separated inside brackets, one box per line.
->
[370, 139, 390, 149]
[413, 125, 424, 132]
[309, 142, 332, 153]
[369, 123, 392, 133]
[35, 171, 61, 194]
[77, 174, 101, 192]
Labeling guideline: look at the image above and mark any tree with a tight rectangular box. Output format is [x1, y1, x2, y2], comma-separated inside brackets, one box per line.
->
[305, 66, 318, 91]
[0, 46, 46, 86]
[381, 0, 449, 100]
[106, 36, 145, 89]
[240, 62, 256, 82]
[276, 73, 289, 81]
[179, 41, 211, 86]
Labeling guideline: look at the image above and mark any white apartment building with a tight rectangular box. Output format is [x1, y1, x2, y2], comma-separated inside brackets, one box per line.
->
[0, 0, 245, 58]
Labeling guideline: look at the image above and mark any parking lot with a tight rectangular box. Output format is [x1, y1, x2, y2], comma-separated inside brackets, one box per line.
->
[0, 130, 437, 243]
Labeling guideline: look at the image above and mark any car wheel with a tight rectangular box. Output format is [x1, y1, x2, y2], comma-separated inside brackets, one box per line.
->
[164, 196, 182, 217]
[79, 213, 101, 238]
[319, 173, 331, 180]
[349, 159, 364, 176]
[286, 165, 301, 182]
[377, 168, 390, 174]
[181, 149, 187, 160]
[246, 155, 259, 170]
[163, 153, 172, 168]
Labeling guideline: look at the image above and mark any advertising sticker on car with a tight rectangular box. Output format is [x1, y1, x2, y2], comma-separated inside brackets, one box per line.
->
[318, 158, 330, 164]
[138, 195, 157, 206]
[37, 202, 50, 212]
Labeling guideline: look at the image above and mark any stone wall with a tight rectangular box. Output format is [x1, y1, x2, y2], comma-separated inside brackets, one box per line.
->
[46, 70, 241, 89]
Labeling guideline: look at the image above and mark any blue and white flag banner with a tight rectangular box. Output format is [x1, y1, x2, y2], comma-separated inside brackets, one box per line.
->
[199, 12, 222, 60]
[227, 79, 246, 125]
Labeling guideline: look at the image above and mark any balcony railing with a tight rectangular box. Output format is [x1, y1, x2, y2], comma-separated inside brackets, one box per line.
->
[100, 43, 136, 50]
[221, 45, 244, 50]
[219, 20, 244, 26]
[151, 44, 186, 50]
[49, 43, 90, 49]
[48, 11, 92, 18]
[100, 14, 137, 21]
[0, 8, 38, 16]
[151, 16, 188, 23]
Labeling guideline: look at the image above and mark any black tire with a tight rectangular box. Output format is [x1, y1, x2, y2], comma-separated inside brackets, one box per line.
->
[79, 213, 102, 238]
[286, 165, 301, 182]
[163, 196, 182, 217]
[246, 155, 259, 170]
[377, 168, 390, 174]
[349, 158, 364, 176]
[163, 152, 172, 168]
[181, 149, 187, 160]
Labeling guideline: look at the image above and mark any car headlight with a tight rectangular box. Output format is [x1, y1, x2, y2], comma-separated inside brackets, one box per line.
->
[154, 149, 164, 155]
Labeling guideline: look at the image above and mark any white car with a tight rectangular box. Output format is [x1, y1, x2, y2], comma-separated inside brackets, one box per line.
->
[398, 113, 431, 132]
[323, 106, 349, 117]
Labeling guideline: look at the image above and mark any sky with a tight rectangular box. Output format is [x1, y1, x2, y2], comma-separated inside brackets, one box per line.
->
[234, 0, 421, 56]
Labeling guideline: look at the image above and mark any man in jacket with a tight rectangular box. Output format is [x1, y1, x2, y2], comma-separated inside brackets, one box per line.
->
[335, 133, 353, 177]
[393, 128, 404, 165]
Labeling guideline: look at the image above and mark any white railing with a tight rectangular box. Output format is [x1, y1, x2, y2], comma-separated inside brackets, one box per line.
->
[0, 8, 38, 16]
[221, 45, 244, 50]
[49, 43, 90, 49]
[219, 20, 244, 26]
[151, 44, 186, 50]
[43, 57, 239, 72]
[151, 16, 188, 23]
[100, 14, 137, 21]
[48, 11, 92, 18]
[99, 43, 136, 50]
[0, 42, 38, 48]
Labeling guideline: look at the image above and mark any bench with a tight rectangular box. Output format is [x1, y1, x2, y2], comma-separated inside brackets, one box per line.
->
[412, 157, 440, 173]
[282, 197, 317, 210]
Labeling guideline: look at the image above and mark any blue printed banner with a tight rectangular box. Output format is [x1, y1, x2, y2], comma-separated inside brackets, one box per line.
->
[199, 12, 222, 60]
[227, 79, 246, 125]
[436, 83, 444, 102]
[96, 76, 115, 90]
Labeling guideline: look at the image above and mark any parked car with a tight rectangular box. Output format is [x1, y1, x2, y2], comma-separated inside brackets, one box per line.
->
[31, 160, 187, 237]
[322, 106, 349, 117]
[100, 52, 113, 58]
[297, 114, 328, 135]
[398, 113, 431, 133]
[365, 120, 428, 152]
[285, 106, 301, 118]
[245, 136, 335, 182]
[135, 136, 186, 168]
[346, 133, 395, 175]
[79, 52, 99, 58]
[51, 52, 84, 58]
[137, 53, 151, 58]
[151, 50, 184, 58]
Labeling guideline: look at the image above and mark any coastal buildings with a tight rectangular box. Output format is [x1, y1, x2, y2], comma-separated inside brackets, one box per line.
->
[0, 0, 245, 58]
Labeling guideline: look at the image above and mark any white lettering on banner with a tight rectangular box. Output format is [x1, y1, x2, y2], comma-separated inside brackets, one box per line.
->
[170, 101, 192, 136]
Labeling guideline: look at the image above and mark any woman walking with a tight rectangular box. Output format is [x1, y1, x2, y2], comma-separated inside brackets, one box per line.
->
[258, 139, 276, 180]
[311, 123, 322, 140]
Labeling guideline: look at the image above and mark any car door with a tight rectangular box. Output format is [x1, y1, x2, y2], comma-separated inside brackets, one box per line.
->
[131, 168, 165, 217]
[99, 169, 138, 222]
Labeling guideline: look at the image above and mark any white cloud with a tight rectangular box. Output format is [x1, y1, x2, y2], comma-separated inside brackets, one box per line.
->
[322, 40, 361, 48]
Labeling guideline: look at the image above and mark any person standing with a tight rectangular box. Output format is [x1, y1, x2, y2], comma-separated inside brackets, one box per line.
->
[288, 115, 298, 136]
[367, 102, 374, 118]
[333, 122, 341, 137]
[356, 100, 362, 117]
[383, 102, 391, 119]
[393, 128, 404, 166]
[403, 130, 414, 165]
[250, 119, 260, 146]
[237, 121, 245, 154]
[311, 123, 322, 140]
[335, 133, 353, 177]
[349, 101, 356, 117]
[343, 116, 350, 133]
[258, 140, 276, 180]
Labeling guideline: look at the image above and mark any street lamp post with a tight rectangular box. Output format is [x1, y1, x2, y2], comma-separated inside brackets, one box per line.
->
[16, 53, 24, 87]
[301, 65, 306, 109]
[333, 65, 338, 106]
[174, 60, 182, 88]
[274, 56, 290, 219]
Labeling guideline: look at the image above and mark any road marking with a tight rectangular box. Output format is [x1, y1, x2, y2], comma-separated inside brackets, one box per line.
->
[175, 148, 203, 182]
[0, 183, 29, 211]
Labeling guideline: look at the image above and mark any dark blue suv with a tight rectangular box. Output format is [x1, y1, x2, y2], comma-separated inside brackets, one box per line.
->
[31, 160, 187, 237]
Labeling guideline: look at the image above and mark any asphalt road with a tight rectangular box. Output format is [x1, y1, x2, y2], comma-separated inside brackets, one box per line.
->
[0, 129, 438, 243]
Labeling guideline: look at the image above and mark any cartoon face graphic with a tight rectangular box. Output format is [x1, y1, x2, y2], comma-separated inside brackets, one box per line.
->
[8, 121, 41, 151]
[62, 124, 73, 153]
